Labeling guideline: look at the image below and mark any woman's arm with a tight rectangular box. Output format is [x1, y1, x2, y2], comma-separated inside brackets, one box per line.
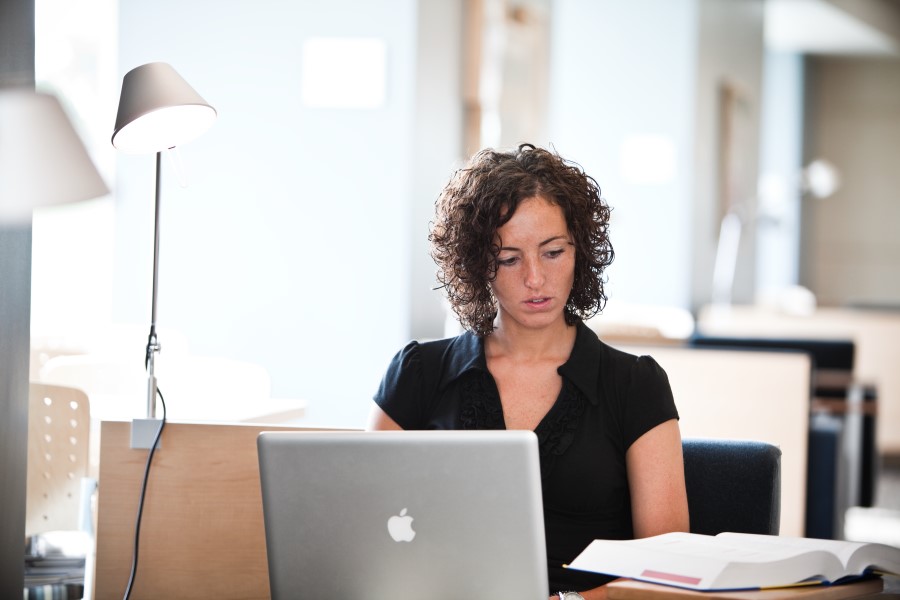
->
[626, 418, 690, 537]
[550, 585, 616, 600]
[555, 420, 689, 599]
[367, 405, 404, 430]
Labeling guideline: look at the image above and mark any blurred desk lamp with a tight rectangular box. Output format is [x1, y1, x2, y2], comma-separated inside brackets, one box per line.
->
[711, 158, 840, 309]
[0, 90, 108, 223]
[111, 62, 216, 421]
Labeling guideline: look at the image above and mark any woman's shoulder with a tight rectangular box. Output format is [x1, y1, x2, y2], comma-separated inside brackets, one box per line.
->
[388, 331, 480, 375]
[417, 330, 482, 383]
[375, 331, 482, 423]
[415, 330, 479, 357]
[575, 322, 668, 379]
[575, 321, 635, 362]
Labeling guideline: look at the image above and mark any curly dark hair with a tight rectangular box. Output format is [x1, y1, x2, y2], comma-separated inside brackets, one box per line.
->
[430, 143, 614, 336]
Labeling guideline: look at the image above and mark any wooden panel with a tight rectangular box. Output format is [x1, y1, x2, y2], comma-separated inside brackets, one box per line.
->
[94, 420, 337, 600]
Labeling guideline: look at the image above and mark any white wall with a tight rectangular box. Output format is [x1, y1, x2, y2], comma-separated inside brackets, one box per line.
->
[547, 0, 699, 310]
[410, 0, 465, 341]
[756, 51, 805, 296]
[690, 0, 765, 309]
[114, 0, 423, 426]
[548, 0, 765, 313]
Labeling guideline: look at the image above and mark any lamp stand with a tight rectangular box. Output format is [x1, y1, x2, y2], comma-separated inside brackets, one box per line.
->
[145, 150, 163, 419]
[131, 151, 165, 449]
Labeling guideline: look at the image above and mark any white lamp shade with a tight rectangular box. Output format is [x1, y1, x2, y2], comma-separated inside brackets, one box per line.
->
[112, 62, 217, 154]
[0, 90, 109, 224]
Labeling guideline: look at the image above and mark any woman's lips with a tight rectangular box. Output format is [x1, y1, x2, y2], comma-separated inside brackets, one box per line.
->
[524, 297, 551, 308]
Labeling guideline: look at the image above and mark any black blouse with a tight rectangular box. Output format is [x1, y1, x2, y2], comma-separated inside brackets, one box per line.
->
[374, 321, 679, 593]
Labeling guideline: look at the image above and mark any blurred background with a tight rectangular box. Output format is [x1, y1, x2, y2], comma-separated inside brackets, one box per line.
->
[17, 0, 899, 428]
[26, 0, 900, 428]
[5, 1, 900, 593]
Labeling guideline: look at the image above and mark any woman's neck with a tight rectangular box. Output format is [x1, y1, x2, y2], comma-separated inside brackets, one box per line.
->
[485, 318, 577, 362]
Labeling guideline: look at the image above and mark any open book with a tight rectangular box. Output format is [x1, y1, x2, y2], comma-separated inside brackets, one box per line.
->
[565, 532, 900, 591]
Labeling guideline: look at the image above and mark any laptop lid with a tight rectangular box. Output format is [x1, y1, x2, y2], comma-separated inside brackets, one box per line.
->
[257, 430, 548, 600]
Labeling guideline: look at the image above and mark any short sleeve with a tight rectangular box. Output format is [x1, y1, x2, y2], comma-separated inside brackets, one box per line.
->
[622, 355, 679, 449]
[373, 341, 426, 430]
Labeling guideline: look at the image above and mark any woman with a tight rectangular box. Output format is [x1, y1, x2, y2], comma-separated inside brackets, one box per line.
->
[369, 144, 689, 599]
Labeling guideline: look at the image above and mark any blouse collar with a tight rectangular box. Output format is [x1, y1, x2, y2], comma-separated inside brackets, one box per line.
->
[438, 321, 602, 406]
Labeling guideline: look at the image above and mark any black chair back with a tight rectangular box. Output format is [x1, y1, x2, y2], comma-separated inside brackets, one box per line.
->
[683, 438, 781, 536]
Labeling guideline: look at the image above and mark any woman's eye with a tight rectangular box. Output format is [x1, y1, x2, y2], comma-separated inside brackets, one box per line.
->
[498, 256, 519, 266]
[545, 249, 565, 259]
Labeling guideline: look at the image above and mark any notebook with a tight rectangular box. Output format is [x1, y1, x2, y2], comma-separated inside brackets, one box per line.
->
[257, 430, 549, 600]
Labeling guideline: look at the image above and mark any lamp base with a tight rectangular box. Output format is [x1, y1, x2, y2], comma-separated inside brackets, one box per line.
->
[130, 418, 164, 450]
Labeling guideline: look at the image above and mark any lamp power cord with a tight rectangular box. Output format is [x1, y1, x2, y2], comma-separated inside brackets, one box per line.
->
[122, 333, 168, 600]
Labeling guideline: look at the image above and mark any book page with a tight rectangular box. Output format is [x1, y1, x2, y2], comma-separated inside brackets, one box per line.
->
[715, 532, 900, 572]
[630, 533, 824, 563]
[716, 533, 865, 566]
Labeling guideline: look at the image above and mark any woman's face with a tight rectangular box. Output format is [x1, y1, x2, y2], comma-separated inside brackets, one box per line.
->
[490, 195, 575, 334]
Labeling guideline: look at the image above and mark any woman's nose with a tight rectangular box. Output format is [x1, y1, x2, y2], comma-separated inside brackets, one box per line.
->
[524, 256, 545, 288]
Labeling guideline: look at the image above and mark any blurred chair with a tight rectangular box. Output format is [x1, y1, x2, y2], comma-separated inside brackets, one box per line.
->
[26, 382, 96, 600]
[683, 438, 781, 536]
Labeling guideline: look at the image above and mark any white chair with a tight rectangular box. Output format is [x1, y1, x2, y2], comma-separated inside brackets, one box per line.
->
[27, 383, 93, 535]
[26, 382, 96, 600]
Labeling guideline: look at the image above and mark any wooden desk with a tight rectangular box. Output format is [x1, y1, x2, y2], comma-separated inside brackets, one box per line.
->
[94, 420, 335, 600]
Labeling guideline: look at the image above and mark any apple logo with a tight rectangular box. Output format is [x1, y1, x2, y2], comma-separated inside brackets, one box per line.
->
[387, 508, 416, 542]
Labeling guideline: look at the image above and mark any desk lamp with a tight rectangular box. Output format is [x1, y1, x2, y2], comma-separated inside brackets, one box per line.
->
[111, 62, 216, 424]
[0, 90, 108, 222]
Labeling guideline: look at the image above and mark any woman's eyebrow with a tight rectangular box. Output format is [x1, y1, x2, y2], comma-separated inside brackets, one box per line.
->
[539, 235, 571, 247]
[499, 235, 570, 252]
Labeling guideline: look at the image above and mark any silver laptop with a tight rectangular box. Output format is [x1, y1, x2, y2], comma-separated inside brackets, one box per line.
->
[257, 430, 549, 600]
